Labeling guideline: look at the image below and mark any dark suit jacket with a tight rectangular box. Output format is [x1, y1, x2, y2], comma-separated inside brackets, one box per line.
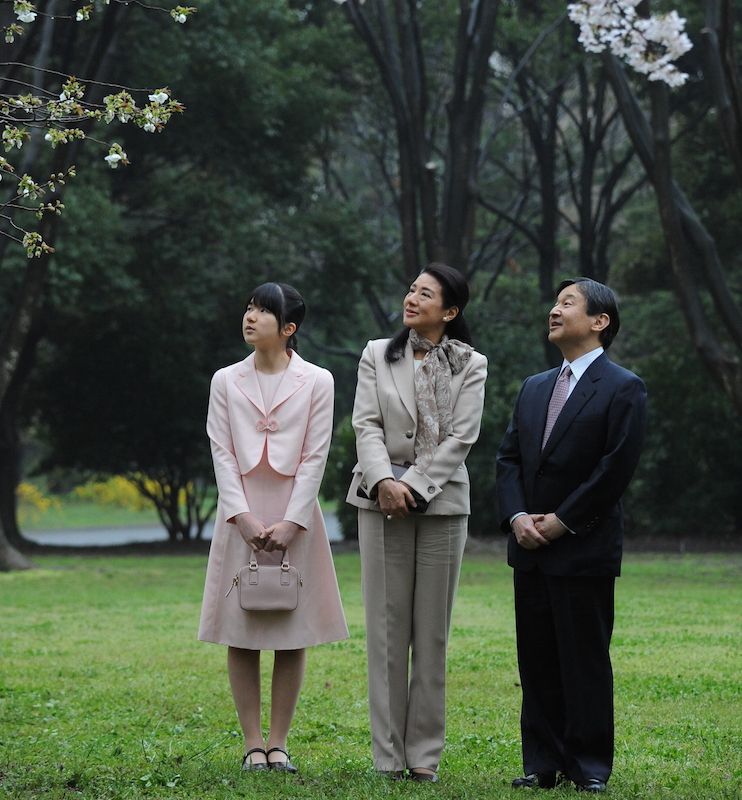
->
[496, 354, 647, 577]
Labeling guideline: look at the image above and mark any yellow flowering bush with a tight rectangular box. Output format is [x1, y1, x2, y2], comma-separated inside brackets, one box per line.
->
[73, 476, 155, 511]
[16, 482, 61, 513]
[16, 482, 61, 522]
[134, 478, 192, 508]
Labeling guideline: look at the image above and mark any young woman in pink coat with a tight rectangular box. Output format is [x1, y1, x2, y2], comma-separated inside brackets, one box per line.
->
[198, 283, 348, 773]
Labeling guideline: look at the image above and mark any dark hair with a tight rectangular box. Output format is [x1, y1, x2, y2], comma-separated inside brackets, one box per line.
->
[246, 282, 306, 352]
[556, 277, 620, 349]
[385, 263, 474, 363]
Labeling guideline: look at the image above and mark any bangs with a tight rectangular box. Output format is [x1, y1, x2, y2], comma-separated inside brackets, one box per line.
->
[246, 283, 285, 321]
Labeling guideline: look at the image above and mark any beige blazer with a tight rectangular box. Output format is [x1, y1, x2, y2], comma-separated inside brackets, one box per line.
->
[346, 338, 487, 515]
[207, 351, 334, 530]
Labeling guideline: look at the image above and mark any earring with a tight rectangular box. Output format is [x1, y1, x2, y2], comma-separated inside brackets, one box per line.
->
[443, 317, 450, 322]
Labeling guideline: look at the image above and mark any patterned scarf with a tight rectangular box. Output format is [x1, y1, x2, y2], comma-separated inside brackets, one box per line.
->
[408, 328, 473, 473]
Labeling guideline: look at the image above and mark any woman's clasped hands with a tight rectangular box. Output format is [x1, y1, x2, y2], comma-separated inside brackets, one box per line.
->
[376, 477, 418, 520]
[234, 512, 301, 552]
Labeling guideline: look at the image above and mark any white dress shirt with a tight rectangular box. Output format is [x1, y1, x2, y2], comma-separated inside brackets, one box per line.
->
[558, 346, 604, 399]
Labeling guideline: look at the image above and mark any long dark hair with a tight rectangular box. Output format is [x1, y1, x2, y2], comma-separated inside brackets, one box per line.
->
[385, 263, 474, 363]
[246, 282, 306, 352]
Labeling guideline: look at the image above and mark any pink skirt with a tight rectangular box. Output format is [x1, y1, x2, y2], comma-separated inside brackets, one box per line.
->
[198, 457, 348, 650]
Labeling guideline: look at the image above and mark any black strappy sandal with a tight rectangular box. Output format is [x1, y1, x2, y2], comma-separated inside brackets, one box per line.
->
[266, 746, 298, 773]
[241, 747, 269, 772]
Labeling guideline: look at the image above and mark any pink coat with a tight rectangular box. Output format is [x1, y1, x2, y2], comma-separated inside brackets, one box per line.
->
[199, 350, 348, 650]
[207, 351, 334, 530]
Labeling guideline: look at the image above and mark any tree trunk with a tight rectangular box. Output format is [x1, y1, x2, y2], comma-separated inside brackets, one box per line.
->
[342, 0, 499, 278]
[0, 3, 128, 569]
[603, 52, 742, 416]
[702, 0, 742, 186]
[440, 0, 500, 272]
[129, 471, 219, 543]
[0, 538, 35, 571]
[564, 64, 641, 285]
[0, 317, 44, 549]
[515, 69, 565, 303]
[0, 401, 23, 548]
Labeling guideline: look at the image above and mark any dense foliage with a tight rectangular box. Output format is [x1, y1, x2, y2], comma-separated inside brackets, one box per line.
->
[3, 0, 742, 550]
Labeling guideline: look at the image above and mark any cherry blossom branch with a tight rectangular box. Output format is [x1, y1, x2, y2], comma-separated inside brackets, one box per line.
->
[3, 1, 195, 38]
[567, 0, 692, 87]
[0, 2, 190, 255]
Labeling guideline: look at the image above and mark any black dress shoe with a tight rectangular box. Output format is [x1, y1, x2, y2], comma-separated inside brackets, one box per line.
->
[575, 779, 606, 793]
[266, 746, 298, 773]
[511, 772, 558, 789]
[409, 770, 439, 782]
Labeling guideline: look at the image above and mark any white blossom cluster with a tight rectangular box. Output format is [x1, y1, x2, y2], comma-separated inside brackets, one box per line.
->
[1, 80, 182, 254]
[488, 51, 511, 77]
[7, 2, 195, 42]
[1, 2, 193, 257]
[567, 0, 693, 87]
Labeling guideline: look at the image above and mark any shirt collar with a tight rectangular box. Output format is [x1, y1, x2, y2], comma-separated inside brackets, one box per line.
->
[562, 346, 604, 383]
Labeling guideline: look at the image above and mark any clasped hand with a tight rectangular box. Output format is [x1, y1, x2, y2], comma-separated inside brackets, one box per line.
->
[234, 512, 301, 553]
[512, 512, 567, 550]
[376, 478, 417, 519]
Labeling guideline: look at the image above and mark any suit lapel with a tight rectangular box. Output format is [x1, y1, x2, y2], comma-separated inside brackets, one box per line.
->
[540, 355, 606, 460]
[390, 339, 417, 424]
[233, 351, 307, 415]
[234, 354, 265, 415]
[268, 351, 307, 412]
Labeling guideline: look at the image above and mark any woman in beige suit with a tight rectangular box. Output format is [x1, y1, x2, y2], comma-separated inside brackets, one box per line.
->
[347, 263, 487, 782]
[199, 283, 348, 773]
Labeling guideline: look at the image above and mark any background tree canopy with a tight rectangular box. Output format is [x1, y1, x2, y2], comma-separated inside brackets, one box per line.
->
[2, 0, 742, 568]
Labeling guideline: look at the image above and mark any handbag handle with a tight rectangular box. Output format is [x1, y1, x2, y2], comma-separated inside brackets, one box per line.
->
[247, 549, 292, 588]
[225, 549, 292, 598]
[249, 549, 290, 568]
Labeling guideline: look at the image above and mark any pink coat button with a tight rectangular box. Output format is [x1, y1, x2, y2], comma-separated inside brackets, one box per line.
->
[256, 419, 279, 432]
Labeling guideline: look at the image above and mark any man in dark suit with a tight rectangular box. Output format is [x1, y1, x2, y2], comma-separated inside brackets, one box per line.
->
[496, 278, 647, 794]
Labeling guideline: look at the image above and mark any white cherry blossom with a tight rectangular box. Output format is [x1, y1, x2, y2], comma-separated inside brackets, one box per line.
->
[568, 0, 692, 86]
[3, 3, 189, 257]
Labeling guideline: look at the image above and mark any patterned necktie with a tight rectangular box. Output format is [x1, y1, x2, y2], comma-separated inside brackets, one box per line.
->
[541, 365, 572, 450]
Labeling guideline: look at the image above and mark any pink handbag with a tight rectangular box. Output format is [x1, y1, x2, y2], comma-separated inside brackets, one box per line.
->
[227, 551, 301, 611]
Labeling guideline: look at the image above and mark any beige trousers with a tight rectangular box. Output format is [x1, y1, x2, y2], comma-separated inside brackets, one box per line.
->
[358, 509, 468, 772]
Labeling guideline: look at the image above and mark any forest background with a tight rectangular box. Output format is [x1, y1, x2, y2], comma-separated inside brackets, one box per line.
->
[2, 0, 742, 571]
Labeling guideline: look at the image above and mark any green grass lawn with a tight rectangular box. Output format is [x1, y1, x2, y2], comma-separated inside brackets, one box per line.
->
[18, 497, 337, 531]
[18, 502, 162, 531]
[0, 551, 741, 799]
